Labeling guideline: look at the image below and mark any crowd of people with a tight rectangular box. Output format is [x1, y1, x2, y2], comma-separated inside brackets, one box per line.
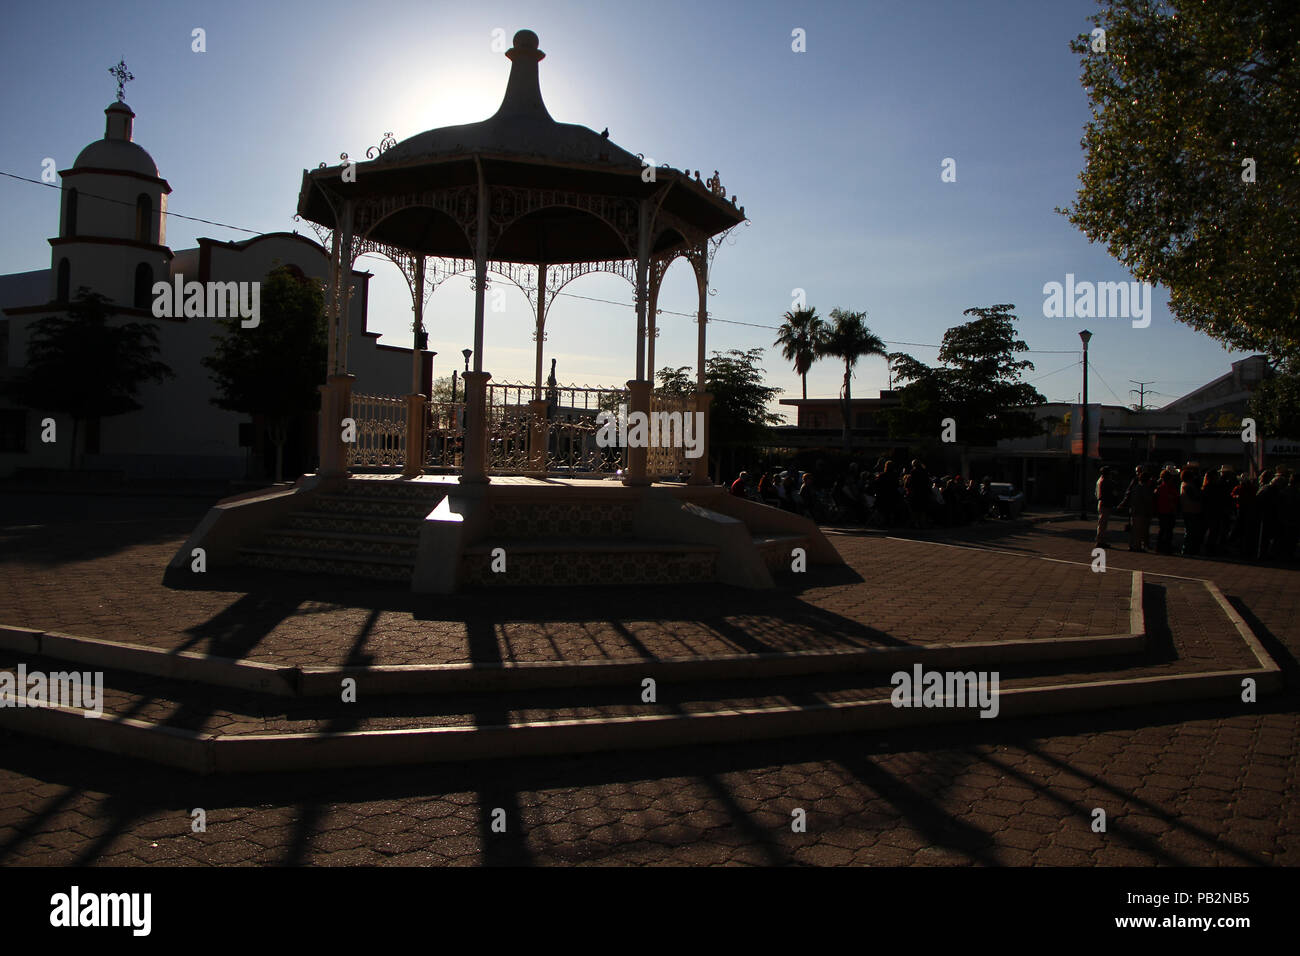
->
[728, 456, 1300, 564]
[729, 458, 1005, 528]
[1095, 462, 1300, 560]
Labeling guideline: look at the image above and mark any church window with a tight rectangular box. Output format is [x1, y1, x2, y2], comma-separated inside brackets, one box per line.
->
[56, 259, 70, 301]
[134, 262, 154, 309]
[65, 188, 78, 236]
[135, 194, 153, 242]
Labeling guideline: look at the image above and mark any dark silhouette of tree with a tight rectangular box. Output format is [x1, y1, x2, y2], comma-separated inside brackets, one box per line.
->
[886, 304, 1045, 445]
[816, 308, 887, 452]
[774, 307, 826, 400]
[657, 348, 782, 478]
[2, 288, 173, 468]
[203, 266, 326, 482]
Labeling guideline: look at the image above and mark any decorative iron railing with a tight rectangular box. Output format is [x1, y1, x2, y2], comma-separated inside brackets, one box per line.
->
[647, 390, 695, 479]
[347, 392, 407, 469]
[425, 401, 465, 470]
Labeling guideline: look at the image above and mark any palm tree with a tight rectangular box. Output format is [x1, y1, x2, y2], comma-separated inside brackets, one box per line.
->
[818, 308, 887, 452]
[774, 307, 826, 400]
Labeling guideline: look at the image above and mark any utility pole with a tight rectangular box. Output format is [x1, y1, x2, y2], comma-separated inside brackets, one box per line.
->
[1129, 380, 1154, 411]
[1079, 330, 1092, 520]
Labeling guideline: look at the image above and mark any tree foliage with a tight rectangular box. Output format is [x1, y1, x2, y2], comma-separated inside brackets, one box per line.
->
[202, 266, 326, 480]
[886, 305, 1045, 445]
[2, 289, 174, 468]
[1061, 0, 1300, 360]
[773, 307, 826, 400]
[816, 308, 888, 451]
[1249, 364, 1300, 439]
[657, 348, 782, 469]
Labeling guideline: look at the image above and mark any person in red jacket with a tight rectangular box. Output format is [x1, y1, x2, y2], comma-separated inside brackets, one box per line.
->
[1154, 468, 1179, 554]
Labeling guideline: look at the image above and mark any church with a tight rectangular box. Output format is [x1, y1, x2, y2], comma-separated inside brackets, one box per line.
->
[0, 89, 427, 480]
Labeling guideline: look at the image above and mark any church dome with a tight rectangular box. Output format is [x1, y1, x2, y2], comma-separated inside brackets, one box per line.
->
[73, 102, 159, 177]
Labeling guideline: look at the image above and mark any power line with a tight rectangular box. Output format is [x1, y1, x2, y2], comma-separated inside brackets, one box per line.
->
[0, 169, 263, 235]
[1088, 362, 1125, 405]
[0, 167, 1101, 358]
[1027, 359, 1082, 384]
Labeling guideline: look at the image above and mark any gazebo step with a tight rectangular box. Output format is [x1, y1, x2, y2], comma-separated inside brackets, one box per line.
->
[261, 530, 419, 560]
[284, 511, 425, 537]
[484, 499, 639, 539]
[343, 478, 450, 501]
[314, 494, 440, 518]
[460, 538, 718, 587]
[240, 546, 413, 582]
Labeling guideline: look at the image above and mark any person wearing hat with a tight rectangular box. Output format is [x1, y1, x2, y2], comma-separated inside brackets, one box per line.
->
[1124, 468, 1155, 551]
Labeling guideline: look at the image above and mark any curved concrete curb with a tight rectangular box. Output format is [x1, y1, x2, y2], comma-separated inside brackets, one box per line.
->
[0, 572, 1144, 697]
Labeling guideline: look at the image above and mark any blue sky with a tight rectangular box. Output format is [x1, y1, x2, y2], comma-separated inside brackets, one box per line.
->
[0, 0, 1251, 419]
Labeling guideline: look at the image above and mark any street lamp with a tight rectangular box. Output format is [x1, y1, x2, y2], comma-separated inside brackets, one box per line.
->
[1079, 329, 1092, 520]
[452, 349, 473, 405]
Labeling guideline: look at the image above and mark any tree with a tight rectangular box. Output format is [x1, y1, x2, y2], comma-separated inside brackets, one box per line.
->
[816, 308, 887, 451]
[1061, 0, 1300, 360]
[2, 289, 174, 469]
[774, 307, 826, 400]
[657, 348, 782, 478]
[886, 305, 1045, 445]
[1249, 362, 1300, 440]
[202, 266, 326, 482]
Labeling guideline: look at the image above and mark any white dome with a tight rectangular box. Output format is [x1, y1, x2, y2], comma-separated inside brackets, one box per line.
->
[74, 138, 159, 177]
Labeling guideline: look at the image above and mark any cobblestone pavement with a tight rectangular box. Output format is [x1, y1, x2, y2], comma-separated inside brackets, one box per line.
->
[0, 497, 1131, 668]
[0, 495, 1297, 865]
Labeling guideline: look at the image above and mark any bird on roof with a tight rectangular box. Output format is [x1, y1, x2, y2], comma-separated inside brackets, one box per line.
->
[601, 127, 609, 138]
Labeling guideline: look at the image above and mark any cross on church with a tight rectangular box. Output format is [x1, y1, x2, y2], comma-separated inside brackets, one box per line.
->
[109, 59, 134, 102]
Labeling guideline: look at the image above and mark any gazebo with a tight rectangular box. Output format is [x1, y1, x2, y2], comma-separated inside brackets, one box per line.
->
[173, 29, 840, 592]
[295, 29, 745, 487]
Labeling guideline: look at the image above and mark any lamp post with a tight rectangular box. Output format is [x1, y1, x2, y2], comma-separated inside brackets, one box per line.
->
[1079, 329, 1092, 520]
[451, 350, 472, 405]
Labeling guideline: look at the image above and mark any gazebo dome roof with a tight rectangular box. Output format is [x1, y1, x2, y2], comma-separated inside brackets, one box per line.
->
[297, 29, 744, 263]
[380, 30, 642, 171]
[73, 102, 160, 178]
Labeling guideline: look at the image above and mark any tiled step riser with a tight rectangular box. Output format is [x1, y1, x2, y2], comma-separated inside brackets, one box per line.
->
[460, 550, 717, 587]
[261, 534, 417, 560]
[485, 501, 639, 539]
[285, 514, 423, 537]
[241, 552, 411, 582]
[315, 496, 440, 518]
[343, 485, 449, 503]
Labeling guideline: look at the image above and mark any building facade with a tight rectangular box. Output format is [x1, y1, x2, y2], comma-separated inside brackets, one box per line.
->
[0, 99, 427, 480]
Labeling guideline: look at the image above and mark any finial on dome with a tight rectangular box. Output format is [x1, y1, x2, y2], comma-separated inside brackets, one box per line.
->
[493, 29, 552, 121]
[507, 30, 544, 62]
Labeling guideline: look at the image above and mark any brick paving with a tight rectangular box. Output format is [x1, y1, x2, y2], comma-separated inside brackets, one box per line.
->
[0, 498, 1131, 668]
[0, 494, 1297, 866]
